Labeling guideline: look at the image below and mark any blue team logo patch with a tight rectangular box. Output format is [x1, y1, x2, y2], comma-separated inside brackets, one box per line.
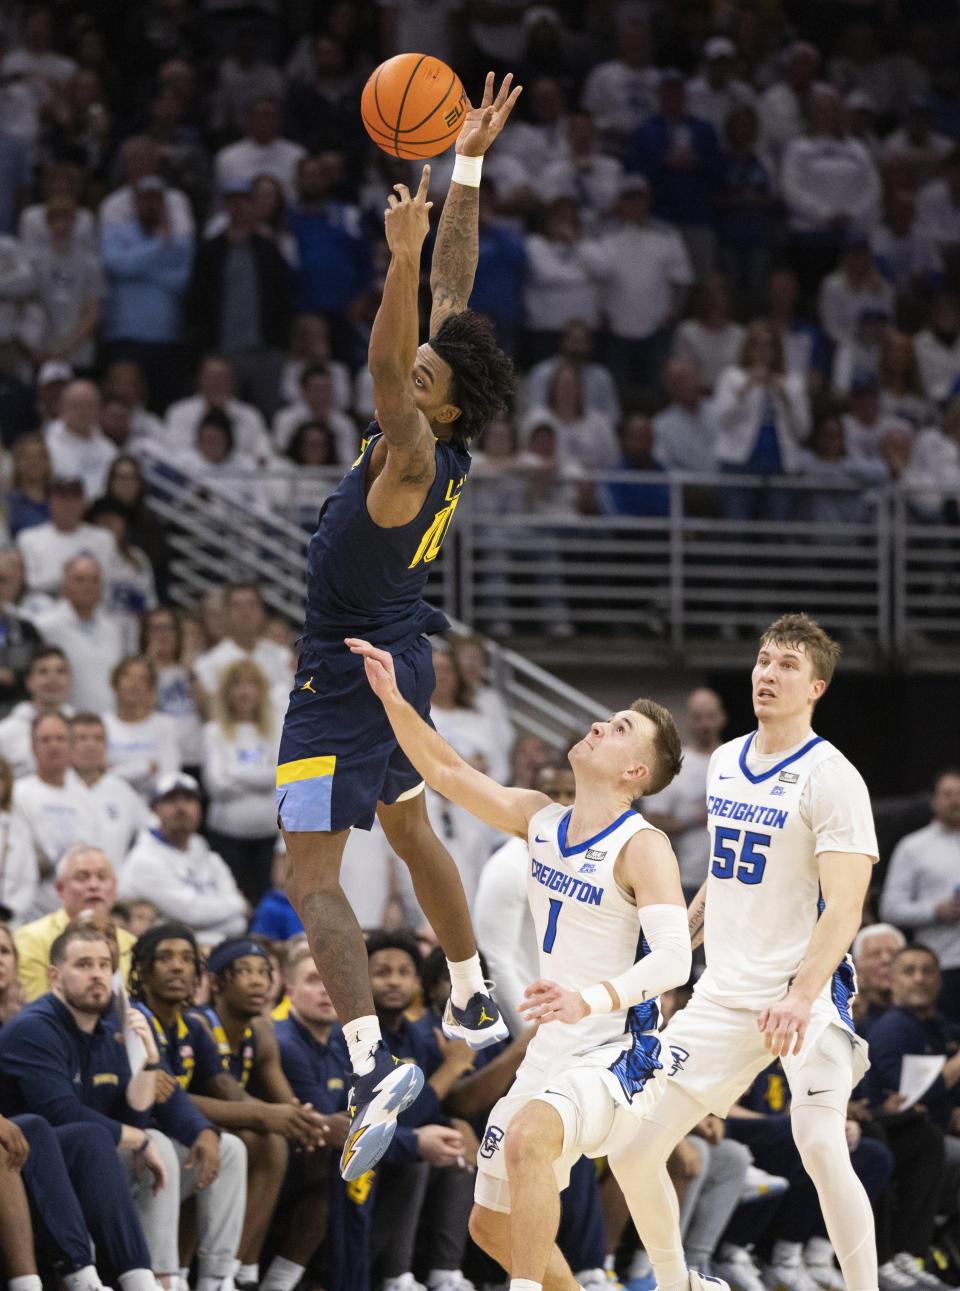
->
[479, 1125, 505, 1159]
[578, 861, 597, 874]
[770, 785, 786, 796]
[668, 1045, 690, 1077]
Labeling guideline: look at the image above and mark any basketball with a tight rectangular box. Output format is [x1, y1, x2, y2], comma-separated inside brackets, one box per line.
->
[361, 53, 467, 160]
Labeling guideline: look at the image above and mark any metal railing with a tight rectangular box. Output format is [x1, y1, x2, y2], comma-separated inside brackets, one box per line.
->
[139, 449, 960, 669]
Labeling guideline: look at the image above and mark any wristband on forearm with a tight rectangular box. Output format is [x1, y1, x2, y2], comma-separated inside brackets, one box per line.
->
[452, 154, 483, 187]
[580, 981, 620, 1015]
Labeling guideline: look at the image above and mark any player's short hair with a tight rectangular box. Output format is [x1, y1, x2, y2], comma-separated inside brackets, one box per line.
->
[893, 943, 940, 970]
[70, 710, 106, 731]
[365, 929, 422, 975]
[28, 645, 69, 674]
[49, 922, 112, 967]
[758, 613, 841, 689]
[933, 766, 960, 791]
[427, 310, 515, 449]
[630, 698, 683, 796]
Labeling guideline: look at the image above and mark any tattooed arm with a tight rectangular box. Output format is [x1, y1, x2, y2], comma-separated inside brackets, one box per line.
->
[687, 879, 707, 950]
[429, 71, 522, 334]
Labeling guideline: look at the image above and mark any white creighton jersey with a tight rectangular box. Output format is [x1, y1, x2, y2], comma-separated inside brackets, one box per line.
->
[698, 731, 878, 1013]
[525, 801, 665, 1101]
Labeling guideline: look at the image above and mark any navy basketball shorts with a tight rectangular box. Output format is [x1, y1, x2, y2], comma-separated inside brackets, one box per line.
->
[276, 635, 436, 833]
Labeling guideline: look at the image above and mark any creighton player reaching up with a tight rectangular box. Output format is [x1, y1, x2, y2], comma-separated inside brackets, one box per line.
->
[347, 635, 694, 1291]
[275, 73, 521, 1183]
[612, 613, 879, 1291]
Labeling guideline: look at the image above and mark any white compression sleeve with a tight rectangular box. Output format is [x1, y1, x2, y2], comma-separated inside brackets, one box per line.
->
[580, 904, 691, 1014]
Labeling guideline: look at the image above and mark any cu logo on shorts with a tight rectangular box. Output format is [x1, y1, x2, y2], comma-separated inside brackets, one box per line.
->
[668, 1045, 690, 1077]
[480, 1125, 505, 1159]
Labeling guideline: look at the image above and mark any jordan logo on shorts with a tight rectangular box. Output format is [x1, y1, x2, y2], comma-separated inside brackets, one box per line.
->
[300, 676, 316, 693]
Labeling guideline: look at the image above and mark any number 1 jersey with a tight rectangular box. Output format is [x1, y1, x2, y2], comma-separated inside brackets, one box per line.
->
[524, 801, 666, 1101]
[698, 731, 878, 1013]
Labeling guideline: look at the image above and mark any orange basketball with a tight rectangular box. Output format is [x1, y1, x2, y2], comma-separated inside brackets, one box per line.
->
[361, 53, 467, 160]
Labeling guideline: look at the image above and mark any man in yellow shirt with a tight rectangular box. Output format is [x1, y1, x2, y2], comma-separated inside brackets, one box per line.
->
[15, 843, 135, 999]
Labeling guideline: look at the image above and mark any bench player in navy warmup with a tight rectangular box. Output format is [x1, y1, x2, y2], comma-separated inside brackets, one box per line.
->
[276, 72, 522, 1181]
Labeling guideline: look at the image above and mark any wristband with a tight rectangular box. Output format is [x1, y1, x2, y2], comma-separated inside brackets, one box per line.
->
[580, 981, 619, 1015]
[452, 154, 483, 187]
[143, 1061, 162, 1071]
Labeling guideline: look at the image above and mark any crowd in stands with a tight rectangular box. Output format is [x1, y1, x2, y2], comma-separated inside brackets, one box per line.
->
[1, 0, 960, 1289]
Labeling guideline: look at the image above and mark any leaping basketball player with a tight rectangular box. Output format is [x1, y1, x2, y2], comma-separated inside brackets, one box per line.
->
[275, 72, 521, 1182]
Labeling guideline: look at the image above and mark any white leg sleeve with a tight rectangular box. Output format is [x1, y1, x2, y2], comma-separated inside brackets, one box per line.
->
[790, 1105, 878, 1291]
[609, 1082, 707, 1291]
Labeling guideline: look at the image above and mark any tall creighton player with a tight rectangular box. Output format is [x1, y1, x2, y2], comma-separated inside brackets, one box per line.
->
[347, 635, 693, 1291]
[612, 614, 879, 1291]
[276, 73, 521, 1181]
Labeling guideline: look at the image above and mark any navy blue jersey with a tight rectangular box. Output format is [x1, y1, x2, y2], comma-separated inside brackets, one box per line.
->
[302, 427, 470, 647]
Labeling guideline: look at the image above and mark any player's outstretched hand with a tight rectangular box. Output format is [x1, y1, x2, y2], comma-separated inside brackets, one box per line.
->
[383, 165, 433, 253]
[757, 990, 812, 1057]
[345, 637, 399, 700]
[456, 72, 523, 157]
[519, 977, 589, 1026]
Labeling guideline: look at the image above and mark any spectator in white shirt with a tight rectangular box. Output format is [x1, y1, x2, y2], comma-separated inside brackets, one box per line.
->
[0, 646, 73, 779]
[522, 195, 601, 362]
[522, 318, 620, 424]
[781, 86, 882, 276]
[193, 582, 293, 714]
[16, 476, 116, 596]
[842, 374, 909, 461]
[25, 197, 104, 372]
[214, 96, 306, 205]
[914, 294, 960, 404]
[0, 754, 38, 924]
[645, 687, 727, 899]
[139, 606, 203, 770]
[712, 321, 811, 520]
[103, 656, 181, 801]
[500, 76, 570, 177]
[449, 634, 513, 786]
[202, 659, 280, 905]
[686, 36, 756, 137]
[580, 10, 658, 151]
[880, 99, 953, 188]
[880, 769, 960, 1020]
[43, 380, 116, 503]
[271, 363, 357, 460]
[13, 711, 103, 918]
[818, 233, 895, 346]
[878, 330, 934, 428]
[18, 160, 95, 253]
[538, 112, 623, 234]
[757, 40, 820, 162]
[211, 25, 286, 139]
[474, 762, 575, 1035]
[86, 500, 158, 649]
[917, 148, 960, 268]
[69, 712, 151, 869]
[166, 354, 272, 462]
[524, 360, 620, 470]
[3, 8, 75, 112]
[278, 312, 351, 409]
[584, 174, 694, 395]
[34, 555, 124, 713]
[673, 272, 744, 393]
[871, 187, 944, 299]
[652, 356, 717, 472]
[118, 772, 247, 944]
[101, 360, 166, 447]
[99, 135, 195, 238]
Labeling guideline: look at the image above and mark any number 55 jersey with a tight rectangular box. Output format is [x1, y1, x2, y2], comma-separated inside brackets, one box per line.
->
[698, 731, 878, 1014]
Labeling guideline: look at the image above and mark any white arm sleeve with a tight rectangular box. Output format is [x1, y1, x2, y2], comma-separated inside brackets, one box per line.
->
[581, 903, 692, 1014]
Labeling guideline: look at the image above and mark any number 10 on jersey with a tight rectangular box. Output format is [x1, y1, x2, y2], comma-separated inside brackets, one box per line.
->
[711, 827, 771, 885]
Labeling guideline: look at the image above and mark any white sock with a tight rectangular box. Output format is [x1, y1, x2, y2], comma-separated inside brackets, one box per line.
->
[197, 1277, 228, 1291]
[261, 1257, 305, 1291]
[427, 1274, 459, 1289]
[604, 1255, 616, 1272]
[10, 1276, 43, 1291]
[447, 953, 485, 1008]
[509, 1281, 542, 1291]
[772, 1241, 804, 1266]
[342, 1014, 381, 1075]
[236, 1266, 258, 1286]
[179, 1269, 190, 1287]
[119, 1272, 161, 1291]
[63, 1269, 103, 1291]
[806, 1239, 834, 1267]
